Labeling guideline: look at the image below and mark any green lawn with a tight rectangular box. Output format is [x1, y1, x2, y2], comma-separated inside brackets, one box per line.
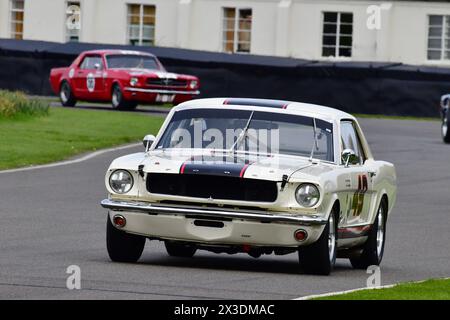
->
[0, 107, 164, 170]
[316, 278, 450, 300]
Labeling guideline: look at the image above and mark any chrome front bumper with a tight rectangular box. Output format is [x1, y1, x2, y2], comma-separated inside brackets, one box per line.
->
[124, 87, 200, 95]
[100, 199, 327, 226]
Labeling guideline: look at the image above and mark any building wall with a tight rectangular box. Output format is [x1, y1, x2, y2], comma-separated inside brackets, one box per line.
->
[2, 0, 450, 66]
[0, 0, 9, 38]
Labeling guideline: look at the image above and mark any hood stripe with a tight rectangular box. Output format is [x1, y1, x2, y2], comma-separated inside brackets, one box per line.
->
[179, 162, 187, 174]
[239, 163, 250, 178]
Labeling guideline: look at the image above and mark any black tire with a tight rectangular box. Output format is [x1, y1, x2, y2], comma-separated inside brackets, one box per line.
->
[298, 207, 338, 275]
[111, 84, 134, 110]
[442, 110, 450, 143]
[59, 81, 77, 107]
[106, 215, 145, 263]
[350, 199, 387, 269]
[164, 241, 197, 258]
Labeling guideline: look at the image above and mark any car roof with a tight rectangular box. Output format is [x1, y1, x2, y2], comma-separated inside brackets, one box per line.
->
[174, 98, 355, 123]
[81, 49, 155, 57]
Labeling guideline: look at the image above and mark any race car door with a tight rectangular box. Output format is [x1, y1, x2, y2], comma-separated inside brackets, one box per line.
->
[72, 54, 106, 99]
[340, 120, 374, 228]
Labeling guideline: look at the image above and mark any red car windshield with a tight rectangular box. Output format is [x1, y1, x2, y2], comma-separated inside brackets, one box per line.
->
[106, 54, 162, 70]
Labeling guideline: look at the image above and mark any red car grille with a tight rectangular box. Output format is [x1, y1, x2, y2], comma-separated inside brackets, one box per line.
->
[146, 78, 188, 87]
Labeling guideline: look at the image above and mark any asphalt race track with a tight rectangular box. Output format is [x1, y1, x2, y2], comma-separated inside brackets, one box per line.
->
[1, 114, 449, 299]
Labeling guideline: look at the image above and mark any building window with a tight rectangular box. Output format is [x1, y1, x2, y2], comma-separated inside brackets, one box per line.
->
[427, 15, 450, 60]
[222, 8, 252, 53]
[65, 1, 81, 42]
[10, 0, 24, 40]
[127, 4, 156, 46]
[322, 12, 353, 57]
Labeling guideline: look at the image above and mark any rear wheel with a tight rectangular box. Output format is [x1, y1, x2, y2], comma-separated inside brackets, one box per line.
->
[442, 110, 450, 143]
[106, 215, 145, 263]
[350, 199, 387, 269]
[298, 207, 337, 275]
[59, 81, 76, 107]
[164, 241, 197, 258]
[111, 84, 135, 110]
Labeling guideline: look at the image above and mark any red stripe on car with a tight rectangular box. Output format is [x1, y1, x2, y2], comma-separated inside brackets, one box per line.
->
[239, 164, 250, 178]
[180, 163, 187, 174]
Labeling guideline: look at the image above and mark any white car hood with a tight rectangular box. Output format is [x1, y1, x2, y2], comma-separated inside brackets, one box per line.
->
[137, 149, 334, 182]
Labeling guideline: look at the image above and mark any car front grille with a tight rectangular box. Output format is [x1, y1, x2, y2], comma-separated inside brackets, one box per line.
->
[146, 78, 188, 87]
[146, 173, 278, 203]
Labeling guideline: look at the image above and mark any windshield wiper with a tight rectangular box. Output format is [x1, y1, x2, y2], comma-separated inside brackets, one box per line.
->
[309, 117, 319, 162]
[228, 111, 254, 153]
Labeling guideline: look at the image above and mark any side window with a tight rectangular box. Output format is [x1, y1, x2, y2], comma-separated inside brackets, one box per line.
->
[79, 56, 103, 70]
[340, 121, 365, 165]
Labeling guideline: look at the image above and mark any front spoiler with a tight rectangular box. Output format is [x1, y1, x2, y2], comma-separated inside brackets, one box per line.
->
[100, 199, 327, 226]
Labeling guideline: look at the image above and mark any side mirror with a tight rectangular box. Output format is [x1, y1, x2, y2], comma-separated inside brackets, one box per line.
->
[143, 134, 156, 151]
[341, 148, 359, 167]
[94, 63, 102, 70]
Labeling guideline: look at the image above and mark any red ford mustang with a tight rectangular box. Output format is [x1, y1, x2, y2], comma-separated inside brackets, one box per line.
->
[49, 50, 200, 110]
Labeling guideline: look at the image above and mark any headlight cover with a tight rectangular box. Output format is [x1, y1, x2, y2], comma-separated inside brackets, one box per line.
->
[295, 183, 320, 207]
[109, 170, 133, 194]
[130, 77, 139, 86]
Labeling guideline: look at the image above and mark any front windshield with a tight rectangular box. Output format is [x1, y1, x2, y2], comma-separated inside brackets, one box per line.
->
[156, 109, 334, 162]
[106, 54, 161, 70]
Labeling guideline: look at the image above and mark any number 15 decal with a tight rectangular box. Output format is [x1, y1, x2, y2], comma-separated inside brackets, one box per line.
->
[352, 174, 368, 216]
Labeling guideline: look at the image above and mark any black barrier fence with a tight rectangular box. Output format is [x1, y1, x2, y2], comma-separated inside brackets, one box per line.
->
[1, 38, 450, 117]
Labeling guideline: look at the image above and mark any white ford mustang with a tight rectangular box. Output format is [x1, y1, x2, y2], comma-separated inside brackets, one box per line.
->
[101, 98, 397, 275]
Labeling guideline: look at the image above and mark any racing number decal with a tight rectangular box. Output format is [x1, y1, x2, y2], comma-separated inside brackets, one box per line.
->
[351, 174, 368, 216]
[87, 73, 95, 92]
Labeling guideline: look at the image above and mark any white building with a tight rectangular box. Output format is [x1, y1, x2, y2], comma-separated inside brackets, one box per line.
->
[1, 0, 450, 67]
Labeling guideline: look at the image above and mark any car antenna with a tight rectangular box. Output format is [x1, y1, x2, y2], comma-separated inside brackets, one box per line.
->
[228, 111, 254, 154]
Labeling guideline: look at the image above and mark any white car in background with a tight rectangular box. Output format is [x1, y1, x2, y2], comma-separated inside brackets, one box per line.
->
[101, 98, 397, 275]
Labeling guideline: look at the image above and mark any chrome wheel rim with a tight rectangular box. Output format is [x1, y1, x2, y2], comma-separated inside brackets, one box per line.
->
[376, 207, 385, 257]
[60, 84, 69, 103]
[442, 121, 448, 137]
[328, 214, 336, 262]
[112, 89, 120, 107]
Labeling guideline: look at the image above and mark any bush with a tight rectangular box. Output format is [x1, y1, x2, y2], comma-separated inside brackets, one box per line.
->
[0, 90, 49, 118]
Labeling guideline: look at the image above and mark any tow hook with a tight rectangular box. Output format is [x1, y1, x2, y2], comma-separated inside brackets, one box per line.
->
[280, 174, 289, 191]
[138, 165, 145, 178]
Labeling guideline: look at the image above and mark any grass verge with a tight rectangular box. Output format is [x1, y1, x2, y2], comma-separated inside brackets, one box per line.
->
[0, 107, 164, 170]
[316, 278, 450, 300]
[1, 90, 49, 118]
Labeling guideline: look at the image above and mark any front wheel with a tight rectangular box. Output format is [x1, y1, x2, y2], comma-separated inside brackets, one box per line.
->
[298, 208, 337, 275]
[350, 199, 387, 269]
[59, 81, 77, 107]
[111, 84, 135, 110]
[106, 215, 145, 263]
[442, 110, 450, 143]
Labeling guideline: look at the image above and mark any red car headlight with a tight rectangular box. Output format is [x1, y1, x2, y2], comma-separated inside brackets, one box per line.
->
[189, 80, 198, 89]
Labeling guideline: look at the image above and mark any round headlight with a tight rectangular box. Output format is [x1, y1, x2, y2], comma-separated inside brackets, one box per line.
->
[130, 77, 139, 86]
[189, 80, 198, 89]
[295, 184, 320, 207]
[109, 170, 133, 194]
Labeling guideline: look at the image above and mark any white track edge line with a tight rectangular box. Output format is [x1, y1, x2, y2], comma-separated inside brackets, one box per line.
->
[0, 142, 140, 174]
[294, 284, 396, 300]
[294, 277, 450, 300]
